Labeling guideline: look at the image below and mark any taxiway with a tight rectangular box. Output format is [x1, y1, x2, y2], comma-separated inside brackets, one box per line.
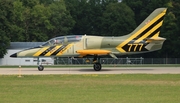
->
[0, 67, 180, 75]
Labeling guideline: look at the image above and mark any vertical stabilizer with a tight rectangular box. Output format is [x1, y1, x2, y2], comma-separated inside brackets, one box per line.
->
[116, 8, 167, 53]
[130, 8, 167, 41]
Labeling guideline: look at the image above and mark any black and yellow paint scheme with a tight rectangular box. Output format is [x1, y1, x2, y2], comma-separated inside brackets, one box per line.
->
[10, 8, 167, 71]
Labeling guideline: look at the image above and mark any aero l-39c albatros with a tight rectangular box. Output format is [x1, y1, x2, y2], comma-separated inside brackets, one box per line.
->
[10, 8, 167, 71]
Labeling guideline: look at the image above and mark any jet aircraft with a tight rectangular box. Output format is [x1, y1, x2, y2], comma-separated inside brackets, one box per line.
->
[10, 8, 167, 71]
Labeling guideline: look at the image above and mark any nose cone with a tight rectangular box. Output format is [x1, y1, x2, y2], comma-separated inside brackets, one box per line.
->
[10, 53, 17, 58]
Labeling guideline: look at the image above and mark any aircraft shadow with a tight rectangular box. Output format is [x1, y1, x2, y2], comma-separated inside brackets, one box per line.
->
[79, 68, 154, 72]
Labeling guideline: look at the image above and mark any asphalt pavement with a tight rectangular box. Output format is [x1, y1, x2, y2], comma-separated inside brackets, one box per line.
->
[0, 67, 180, 75]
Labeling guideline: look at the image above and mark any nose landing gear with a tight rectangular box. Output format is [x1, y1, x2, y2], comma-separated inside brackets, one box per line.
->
[38, 65, 44, 71]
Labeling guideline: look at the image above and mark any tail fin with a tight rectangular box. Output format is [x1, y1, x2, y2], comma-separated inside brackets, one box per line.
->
[116, 8, 167, 53]
[130, 8, 167, 42]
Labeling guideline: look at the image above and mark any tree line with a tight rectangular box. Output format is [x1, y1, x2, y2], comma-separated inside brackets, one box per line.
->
[0, 0, 180, 58]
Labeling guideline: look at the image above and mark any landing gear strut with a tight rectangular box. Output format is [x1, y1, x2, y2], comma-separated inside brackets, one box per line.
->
[37, 57, 44, 71]
[93, 55, 102, 71]
[38, 65, 44, 71]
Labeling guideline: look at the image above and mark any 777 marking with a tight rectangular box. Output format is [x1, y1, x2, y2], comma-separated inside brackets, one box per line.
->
[127, 44, 144, 52]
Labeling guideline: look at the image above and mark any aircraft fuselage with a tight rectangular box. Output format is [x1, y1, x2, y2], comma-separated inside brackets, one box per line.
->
[10, 35, 165, 58]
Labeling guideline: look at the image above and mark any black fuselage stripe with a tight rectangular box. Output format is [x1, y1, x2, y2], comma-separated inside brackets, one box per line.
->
[141, 44, 149, 51]
[122, 45, 129, 52]
[39, 46, 56, 56]
[51, 45, 67, 56]
[51, 46, 64, 56]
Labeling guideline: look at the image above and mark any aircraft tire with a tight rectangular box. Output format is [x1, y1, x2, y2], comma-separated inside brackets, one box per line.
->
[93, 62, 101, 71]
[38, 65, 44, 71]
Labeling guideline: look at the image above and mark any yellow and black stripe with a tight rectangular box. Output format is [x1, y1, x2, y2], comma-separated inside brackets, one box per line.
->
[33, 44, 72, 57]
[116, 8, 167, 52]
[50, 45, 64, 56]
[134, 16, 164, 40]
[33, 47, 50, 56]
[39, 46, 56, 56]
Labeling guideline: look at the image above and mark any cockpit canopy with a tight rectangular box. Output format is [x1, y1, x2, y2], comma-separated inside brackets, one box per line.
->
[42, 35, 82, 46]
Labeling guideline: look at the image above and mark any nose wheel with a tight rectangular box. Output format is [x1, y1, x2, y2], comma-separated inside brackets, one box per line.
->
[38, 65, 44, 71]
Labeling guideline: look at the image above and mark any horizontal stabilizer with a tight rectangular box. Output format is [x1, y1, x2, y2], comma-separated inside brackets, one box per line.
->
[145, 37, 166, 42]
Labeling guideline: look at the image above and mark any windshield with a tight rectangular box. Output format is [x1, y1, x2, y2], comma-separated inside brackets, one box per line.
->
[41, 35, 82, 46]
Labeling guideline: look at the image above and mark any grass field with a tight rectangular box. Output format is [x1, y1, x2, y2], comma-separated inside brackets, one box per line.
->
[0, 74, 180, 103]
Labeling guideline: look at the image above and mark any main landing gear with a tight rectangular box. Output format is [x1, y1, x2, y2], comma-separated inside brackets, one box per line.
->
[93, 62, 101, 71]
[37, 56, 102, 71]
[92, 55, 102, 71]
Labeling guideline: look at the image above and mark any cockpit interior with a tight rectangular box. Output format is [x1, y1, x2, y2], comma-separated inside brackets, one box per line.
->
[41, 35, 82, 46]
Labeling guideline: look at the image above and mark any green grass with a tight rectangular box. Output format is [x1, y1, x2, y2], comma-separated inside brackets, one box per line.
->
[0, 74, 180, 103]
